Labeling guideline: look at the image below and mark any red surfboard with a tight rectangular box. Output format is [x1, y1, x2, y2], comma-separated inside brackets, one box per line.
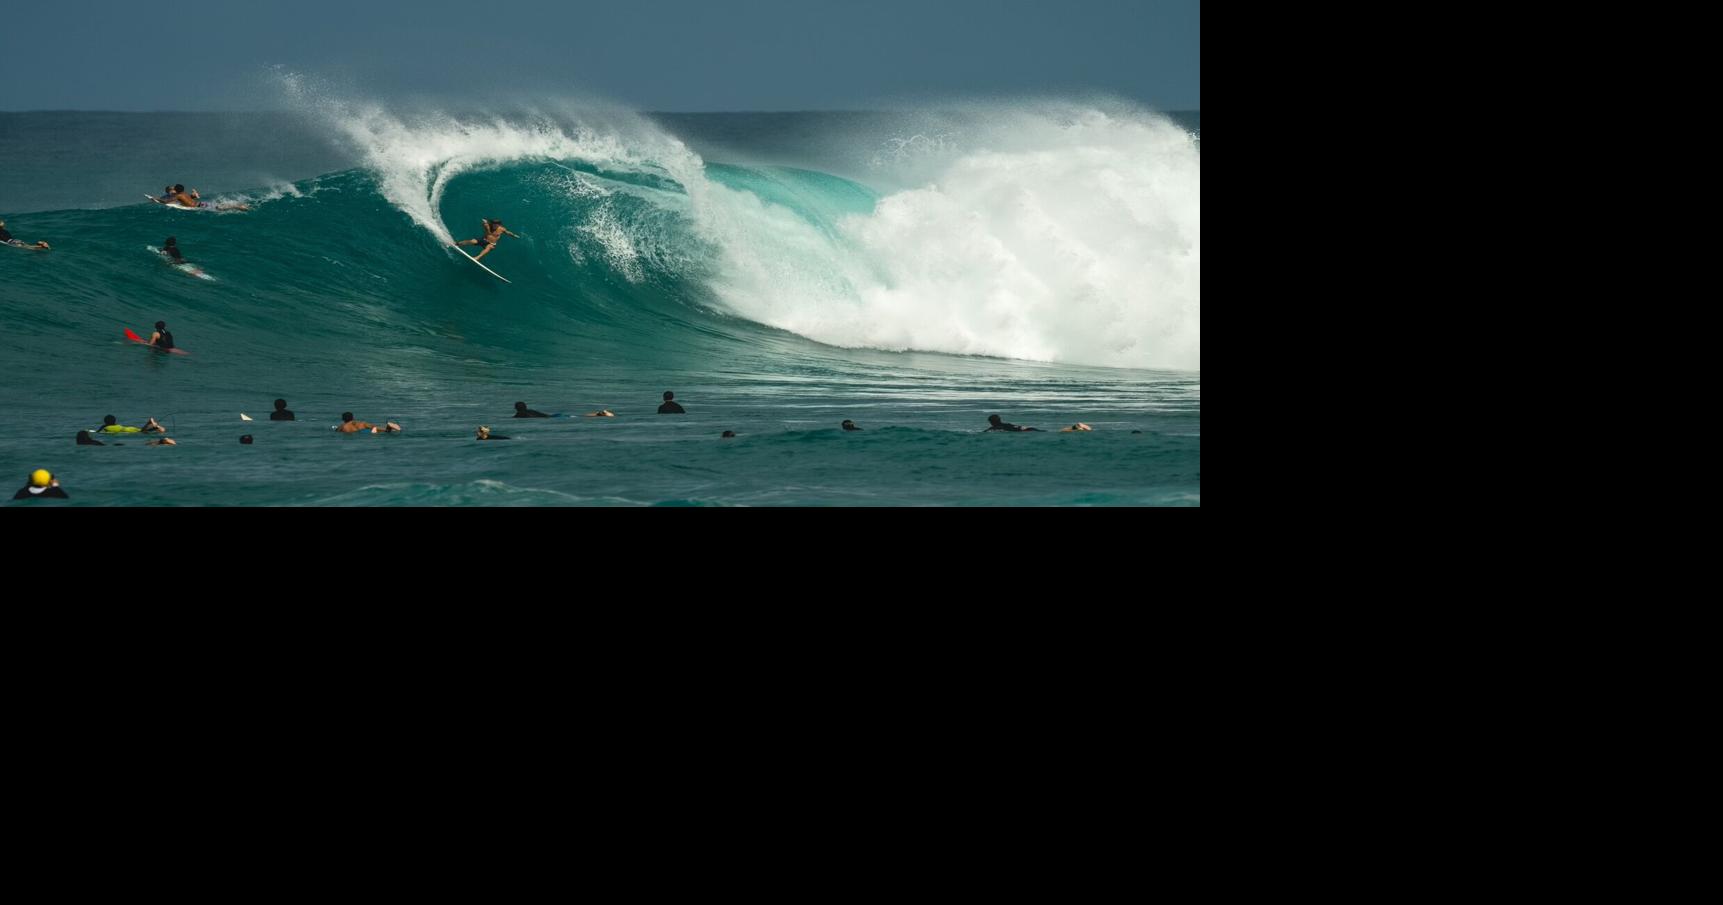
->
[125, 327, 190, 355]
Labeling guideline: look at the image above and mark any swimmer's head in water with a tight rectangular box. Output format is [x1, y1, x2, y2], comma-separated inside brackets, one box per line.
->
[663, 391, 675, 401]
[31, 469, 52, 487]
[103, 415, 117, 426]
[988, 415, 1004, 426]
[240, 435, 253, 445]
[721, 431, 736, 438]
[515, 402, 527, 411]
[274, 399, 287, 410]
[477, 426, 490, 438]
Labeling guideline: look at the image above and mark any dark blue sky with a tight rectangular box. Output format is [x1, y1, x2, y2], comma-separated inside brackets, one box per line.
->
[0, 0, 1199, 112]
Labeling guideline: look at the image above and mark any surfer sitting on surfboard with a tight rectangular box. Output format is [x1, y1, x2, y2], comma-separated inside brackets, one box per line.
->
[148, 321, 176, 352]
[162, 237, 187, 264]
[0, 219, 50, 250]
[454, 218, 520, 262]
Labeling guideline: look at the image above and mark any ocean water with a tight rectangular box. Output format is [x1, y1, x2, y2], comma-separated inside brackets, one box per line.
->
[0, 98, 1199, 506]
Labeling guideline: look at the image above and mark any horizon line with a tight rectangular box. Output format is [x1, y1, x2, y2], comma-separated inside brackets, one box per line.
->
[1, 106, 1200, 116]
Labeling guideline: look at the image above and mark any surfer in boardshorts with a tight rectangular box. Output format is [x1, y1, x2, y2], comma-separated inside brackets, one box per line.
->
[154, 184, 251, 211]
[455, 219, 520, 261]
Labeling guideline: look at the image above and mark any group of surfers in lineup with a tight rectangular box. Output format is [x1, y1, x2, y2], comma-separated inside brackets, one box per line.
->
[20, 389, 1107, 499]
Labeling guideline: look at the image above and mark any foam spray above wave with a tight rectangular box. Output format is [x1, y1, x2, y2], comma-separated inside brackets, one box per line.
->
[273, 69, 704, 245]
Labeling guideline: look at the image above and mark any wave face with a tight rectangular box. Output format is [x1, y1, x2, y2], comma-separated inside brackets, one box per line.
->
[0, 99, 1199, 506]
[263, 81, 1201, 370]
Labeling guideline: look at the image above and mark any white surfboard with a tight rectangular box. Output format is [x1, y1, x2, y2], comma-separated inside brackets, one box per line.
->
[145, 194, 214, 211]
[454, 246, 511, 283]
[150, 246, 214, 280]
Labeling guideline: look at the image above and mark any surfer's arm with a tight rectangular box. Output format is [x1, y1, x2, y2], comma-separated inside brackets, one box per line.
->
[503, 229, 521, 238]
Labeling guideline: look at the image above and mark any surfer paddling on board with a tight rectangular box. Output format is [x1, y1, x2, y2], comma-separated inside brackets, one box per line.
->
[455, 219, 520, 262]
[152, 184, 251, 212]
[0, 220, 50, 250]
[337, 412, 402, 434]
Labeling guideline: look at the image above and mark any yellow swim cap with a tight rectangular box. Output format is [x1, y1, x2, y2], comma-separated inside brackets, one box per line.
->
[31, 469, 52, 487]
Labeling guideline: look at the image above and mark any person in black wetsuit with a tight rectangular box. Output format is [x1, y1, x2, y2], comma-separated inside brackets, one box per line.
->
[841, 420, 862, 431]
[984, 414, 1042, 433]
[658, 391, 686, 414]
[270, 399, 296, 421]
[0, 219, 50, 249]
[76, 431, 104, 446]
[475, 426, 510, 441]
[13, 470, 69, 500]
[149, 321, 175, 351]
[514, 402, 551, 418]
[162, 237, 186, 264]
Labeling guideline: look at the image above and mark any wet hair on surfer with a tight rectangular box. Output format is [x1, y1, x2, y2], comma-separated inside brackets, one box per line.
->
[988, 414, 1004, 425]
[156, 321, 166, 330]
[275, 399, 288, 410]
[103, 415, 117, 425]
[342, 412, 354, 422]
[165, 237, 177, 247]
[663, 391, 675, 401]
[240, 435, 254, 445]
[173, 184, 185, 193]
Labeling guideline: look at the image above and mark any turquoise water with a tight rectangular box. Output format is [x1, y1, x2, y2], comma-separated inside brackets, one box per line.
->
[0, 105, 1199, 506]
